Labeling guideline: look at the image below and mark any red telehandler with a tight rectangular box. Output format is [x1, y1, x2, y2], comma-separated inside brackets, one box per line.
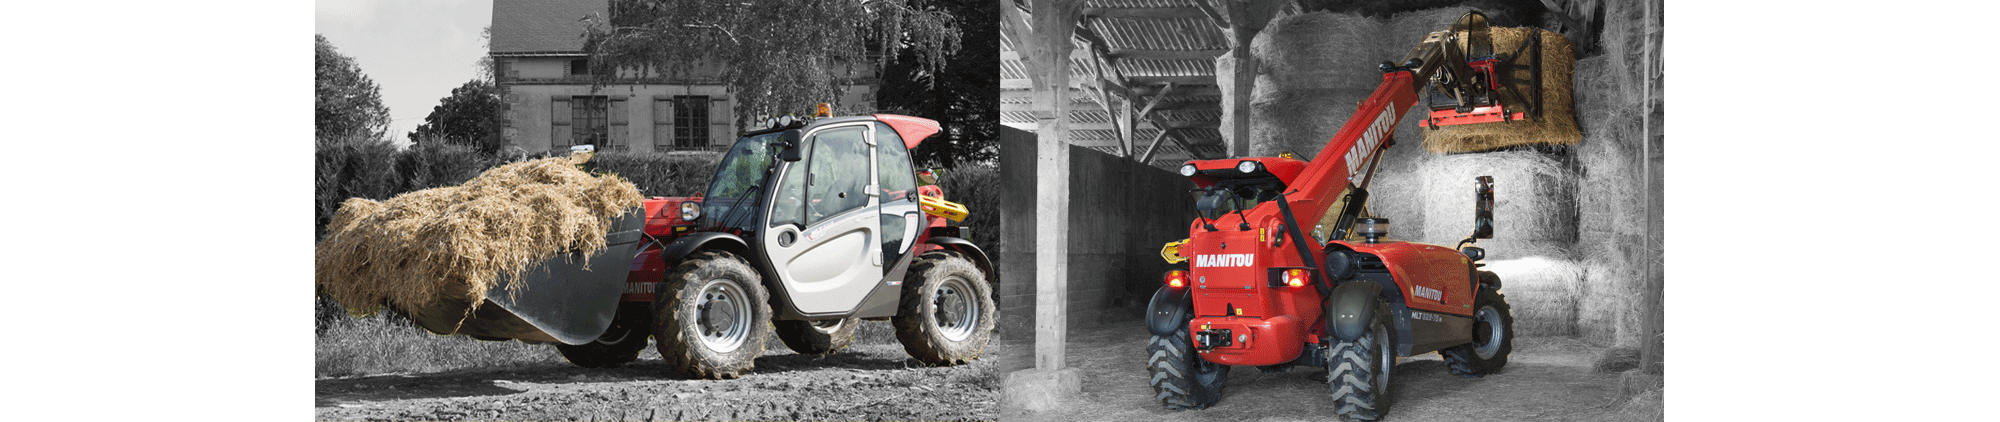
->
[1143, 12, 1564, 421]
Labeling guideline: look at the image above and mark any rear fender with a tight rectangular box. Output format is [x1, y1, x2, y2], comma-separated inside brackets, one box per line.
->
[1145, 285, 1192, 337]
[1326, 281, 1385, 341]
[658, 232, 752, 267]
[922, 236, 996, 290]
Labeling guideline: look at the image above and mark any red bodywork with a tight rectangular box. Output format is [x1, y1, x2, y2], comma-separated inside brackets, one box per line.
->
[1176, 69, 1484, 366]
[623, 196, 704, 303]
[619, 114, 953, 304]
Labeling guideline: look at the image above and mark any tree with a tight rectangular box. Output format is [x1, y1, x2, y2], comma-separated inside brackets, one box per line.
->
[316, 34, 392, 143]
[879, 0, 997, 167]
[583, 0, 961, 130]
[409, 79, 504, 154]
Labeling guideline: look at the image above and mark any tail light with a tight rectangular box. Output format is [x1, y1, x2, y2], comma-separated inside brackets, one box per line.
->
[1165, 270, 1188, 289]
[1269, 268, 1311, 288]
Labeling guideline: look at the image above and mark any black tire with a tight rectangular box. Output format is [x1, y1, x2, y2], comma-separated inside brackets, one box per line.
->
[556, 306, 651, 368]
[1146, 326, 1229, 410]
[775, 317, 859, 355]
[892, 250, 995, 365]
[1441, 288, 1514, 377]
[652, 250, 772, 379]
[1328, 305, 1395, 422]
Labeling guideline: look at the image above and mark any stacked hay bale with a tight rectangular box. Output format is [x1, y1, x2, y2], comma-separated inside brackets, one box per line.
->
[315, 155, 645, 316]
[1246, 12, 1387, 159]
[1572, 0, 1655, 347]
[1416, 150, 1581, 337]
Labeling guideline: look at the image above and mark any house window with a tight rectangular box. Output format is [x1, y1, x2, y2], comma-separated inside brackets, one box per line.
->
[672, 96, 710, 149]
[571, 96, 608, 147]
[568, 59, 589, 76]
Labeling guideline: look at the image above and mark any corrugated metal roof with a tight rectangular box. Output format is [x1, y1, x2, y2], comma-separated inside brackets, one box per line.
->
[1000, 0, 1232, 167]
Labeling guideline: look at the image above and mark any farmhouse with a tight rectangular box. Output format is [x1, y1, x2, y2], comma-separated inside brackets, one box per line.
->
[488, 0, 874, 154]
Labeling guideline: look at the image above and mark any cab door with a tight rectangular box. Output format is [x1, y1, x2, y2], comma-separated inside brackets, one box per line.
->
[872, 122, 922, 274]
[762, 123, 884, 315]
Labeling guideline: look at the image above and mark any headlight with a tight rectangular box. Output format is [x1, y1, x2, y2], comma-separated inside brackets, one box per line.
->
[680, 202, 702, 221]
[1236, 160, 1260, 173]
[1179, 163, 1198, 177]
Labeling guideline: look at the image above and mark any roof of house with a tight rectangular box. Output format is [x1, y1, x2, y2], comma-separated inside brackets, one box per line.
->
[490, 0, 606, 55]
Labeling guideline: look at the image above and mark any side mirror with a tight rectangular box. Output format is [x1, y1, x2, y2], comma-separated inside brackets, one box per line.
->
[1471, 175, 1494, 239]
[778, 130, 803, 162]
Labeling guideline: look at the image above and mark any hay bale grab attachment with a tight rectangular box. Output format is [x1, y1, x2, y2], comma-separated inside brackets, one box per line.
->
[317, 112, 997, 379]
[1143, 11, 1580, 421]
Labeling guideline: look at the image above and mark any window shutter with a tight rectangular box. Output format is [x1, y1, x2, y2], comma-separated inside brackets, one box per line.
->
[710, 97, 730, 147]
[550, 96, 571, 147]
[608, 97, 629, 150]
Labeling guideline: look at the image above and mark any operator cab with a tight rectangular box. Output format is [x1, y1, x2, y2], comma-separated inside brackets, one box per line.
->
[1179, 156, 1308, 219]
[688, 110, 936, 319]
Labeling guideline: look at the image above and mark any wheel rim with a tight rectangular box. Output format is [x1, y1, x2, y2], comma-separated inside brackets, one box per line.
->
[1473, 305, 1505, 359]
[695, 277, 753, 352]
[1374, 321, 1393, 393]
[931, 275, 979, 342]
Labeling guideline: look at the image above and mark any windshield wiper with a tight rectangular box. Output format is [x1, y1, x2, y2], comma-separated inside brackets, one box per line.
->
[712, 184, 762, 230]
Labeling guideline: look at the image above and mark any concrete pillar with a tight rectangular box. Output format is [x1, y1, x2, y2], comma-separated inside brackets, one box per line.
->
[999, 0, 1085, 412]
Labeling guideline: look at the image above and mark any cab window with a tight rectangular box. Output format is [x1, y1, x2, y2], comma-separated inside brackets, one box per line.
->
[874, 122, 917, 202]
[803, 126, 871, 226]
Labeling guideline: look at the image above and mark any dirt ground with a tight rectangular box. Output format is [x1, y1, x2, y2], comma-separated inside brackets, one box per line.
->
[997, 316, 1650, 421]
[316, 335, 1002, 421]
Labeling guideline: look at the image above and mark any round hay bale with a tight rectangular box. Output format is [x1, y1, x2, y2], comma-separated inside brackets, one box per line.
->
[1416, 150, 1578, 255]
[1574, 56, 1643, 244]
[1483, 256, 1582, 337]
[315, 156, 644, 316]
[1247, 88, 1374, 158]
[1243, 12, 1381, 157]
[1578, 235, 1646, 347]
[1249, 12, 1384, 93]
[1383, 6, 1480, 47]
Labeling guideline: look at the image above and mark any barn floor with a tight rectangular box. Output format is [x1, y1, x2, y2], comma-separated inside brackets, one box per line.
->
[997, 316, 1661, 421]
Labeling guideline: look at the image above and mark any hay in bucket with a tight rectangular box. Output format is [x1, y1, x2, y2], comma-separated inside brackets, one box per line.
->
[315, 155, 644, 316]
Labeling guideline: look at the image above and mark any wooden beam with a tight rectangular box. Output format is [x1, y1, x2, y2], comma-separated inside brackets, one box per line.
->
[1137, 127, 1174, 163]
[1638, 0, 1664, 377]
[1002, 15, 1229, 62]
[1106, 49, 1228, 61]
[1081, 7, 1208, 20]
[1134, 83, 1176, 120]
[998, 120, 1220, 131]
[1225, 0, 1282, 157]
[1188, 0, 1229, 29]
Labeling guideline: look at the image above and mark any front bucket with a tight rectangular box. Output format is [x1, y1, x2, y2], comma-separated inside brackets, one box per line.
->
[399, 207, 647, 345]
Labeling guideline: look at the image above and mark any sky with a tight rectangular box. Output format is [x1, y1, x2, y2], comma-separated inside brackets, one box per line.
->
[317, 0, 494, 146]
